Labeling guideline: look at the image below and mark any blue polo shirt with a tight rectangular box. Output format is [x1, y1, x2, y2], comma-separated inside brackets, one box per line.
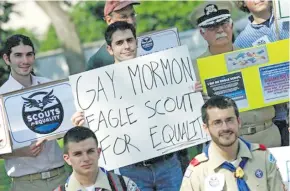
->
[234, 14, 289, 48]
[234, 14, 289, 121]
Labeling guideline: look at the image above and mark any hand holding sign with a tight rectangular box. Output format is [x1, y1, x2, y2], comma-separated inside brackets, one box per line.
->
[71, 111, 85, 126]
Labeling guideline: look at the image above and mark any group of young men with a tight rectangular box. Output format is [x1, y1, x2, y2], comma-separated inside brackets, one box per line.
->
[0, 0, 289, 191]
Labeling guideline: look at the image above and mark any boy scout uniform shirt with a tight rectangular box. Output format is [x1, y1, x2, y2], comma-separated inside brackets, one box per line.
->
[192, 47, 280, 147]
[64, 168, 139, 191]
[0, 74, 64, 177]
[180, 139, 285, 191]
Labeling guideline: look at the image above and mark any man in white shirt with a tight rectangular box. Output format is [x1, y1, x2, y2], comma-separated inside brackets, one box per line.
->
[0, 34, 67, 191]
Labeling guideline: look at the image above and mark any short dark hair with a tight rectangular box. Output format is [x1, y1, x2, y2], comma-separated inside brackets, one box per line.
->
[105, 21, 136, 46]
[201, 96, 239, 124]
[1, 34, 35, 59]
[63, 127, 98, 154]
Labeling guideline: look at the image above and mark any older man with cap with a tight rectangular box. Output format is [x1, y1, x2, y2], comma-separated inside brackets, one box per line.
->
[189, 1, 281, 149]
[86, 0, 140, 71]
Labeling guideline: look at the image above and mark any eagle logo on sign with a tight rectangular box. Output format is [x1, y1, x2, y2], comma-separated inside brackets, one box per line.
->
[22, 90, 64, 134]
[205, 4, 218, 15]
[22, 90, 55, 111]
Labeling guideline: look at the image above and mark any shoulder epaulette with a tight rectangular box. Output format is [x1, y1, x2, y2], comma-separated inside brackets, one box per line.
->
[190, 153, 208, 167]
[251, 143, 267, 151]
[258, 144, 267, 150]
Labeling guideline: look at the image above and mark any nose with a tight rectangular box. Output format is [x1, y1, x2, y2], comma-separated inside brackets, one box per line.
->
[21, 56, 29, 64]
[82, 153, 90, 161]
[216, 25, 224, 33]
[124, 41, 130, 49]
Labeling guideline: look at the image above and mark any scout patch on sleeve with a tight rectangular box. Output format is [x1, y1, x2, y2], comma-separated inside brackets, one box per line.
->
[268, 153, 276, 163]
[127, 179, 139, 191]
[184, 169, 193, 178]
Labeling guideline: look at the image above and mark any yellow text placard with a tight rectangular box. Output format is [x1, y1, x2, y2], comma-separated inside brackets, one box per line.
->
[197, 39, 289, 112]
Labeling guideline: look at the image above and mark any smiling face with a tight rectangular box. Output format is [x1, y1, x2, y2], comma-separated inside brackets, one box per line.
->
[244, 0, 271, 14]
[63, 138, 100, 176]
[3, 43, 35, 78]
[204, 107, 241, 147]
[200, 20, 233, 47]
[107, 29, 137, 63]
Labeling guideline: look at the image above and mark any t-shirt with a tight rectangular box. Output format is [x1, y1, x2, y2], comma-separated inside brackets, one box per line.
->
[85, 185, 96, 191]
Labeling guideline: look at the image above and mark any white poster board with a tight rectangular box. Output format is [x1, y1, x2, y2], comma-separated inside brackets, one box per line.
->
[0, 80, 76, 149]
[69, 45, 209, 170]
[137, 28, 180, 56]
[0, 101, 12, 154]
[274, 0, 290, 21]
[269, 146, 290, 190]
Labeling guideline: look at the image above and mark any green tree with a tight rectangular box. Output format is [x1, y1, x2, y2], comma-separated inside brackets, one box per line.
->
[135, 1, 202, 34]
[0, 1, 14, 85]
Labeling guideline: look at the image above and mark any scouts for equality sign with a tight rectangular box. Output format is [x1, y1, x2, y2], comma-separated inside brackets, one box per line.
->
[0, 80, 76, 150]
[69, 45, 210, 171]
[197, 39, 289, 112]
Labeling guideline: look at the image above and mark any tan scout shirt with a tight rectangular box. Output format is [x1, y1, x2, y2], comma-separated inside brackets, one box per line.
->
[192, 47, 279, 147]
[180, 139, 285, 191]
[65, 168, 139, 191]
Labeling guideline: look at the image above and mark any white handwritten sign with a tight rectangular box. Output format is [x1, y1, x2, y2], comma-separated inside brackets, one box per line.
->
[69, 45, 209, 170]
[0, 101, 12, 154]
[269, 146, 290, 190]
[274, 0, 290, 21]
[0, 80, 76, 149]
[137, 28, 180, 57]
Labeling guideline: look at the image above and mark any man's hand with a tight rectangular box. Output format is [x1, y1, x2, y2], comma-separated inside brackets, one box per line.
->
[71, 111, 85, 126]
[1, 139, 47, 159]
[193, 81, 203, 92]
[22, 139, 47, 157]
[192, 81, 210, 101]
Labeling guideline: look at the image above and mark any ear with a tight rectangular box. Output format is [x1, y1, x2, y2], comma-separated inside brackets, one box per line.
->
[104, 15, 113, 25]
[3, 54, 10, 66]
[203, 123, 210, 136]
[63, 154, 72, 166]
[237, 117, 242, 129]
[97, 148, 101, 160]
[200, 28, 206, 38]
[107, 45, 114, 56]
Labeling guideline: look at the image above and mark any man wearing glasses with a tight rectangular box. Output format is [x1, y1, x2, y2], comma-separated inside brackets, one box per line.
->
[86, 0, 139, 71]
[180, 96, 285, 191]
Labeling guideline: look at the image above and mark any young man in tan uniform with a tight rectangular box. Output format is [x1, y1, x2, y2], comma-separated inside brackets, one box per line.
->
[180, 96, 285, 191]
[189, 1, 281, 148]
[54, 127, 139, 191]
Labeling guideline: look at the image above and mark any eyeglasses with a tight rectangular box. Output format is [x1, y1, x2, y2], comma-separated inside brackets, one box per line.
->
[113, 13, 138, 21]
[203, 19, 231, 32]
[209, 117, 237, 128]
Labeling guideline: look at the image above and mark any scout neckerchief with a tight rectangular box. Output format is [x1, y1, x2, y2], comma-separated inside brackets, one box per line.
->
[204, 139, 251, 191]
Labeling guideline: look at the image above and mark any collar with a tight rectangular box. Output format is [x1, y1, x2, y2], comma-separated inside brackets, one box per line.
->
[203, 44, 239, 57]
[206, 139, 253, 171]
[249, 13, 274, 28]
[66, 168, 112, 191]
[7, 74, 41, 89]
